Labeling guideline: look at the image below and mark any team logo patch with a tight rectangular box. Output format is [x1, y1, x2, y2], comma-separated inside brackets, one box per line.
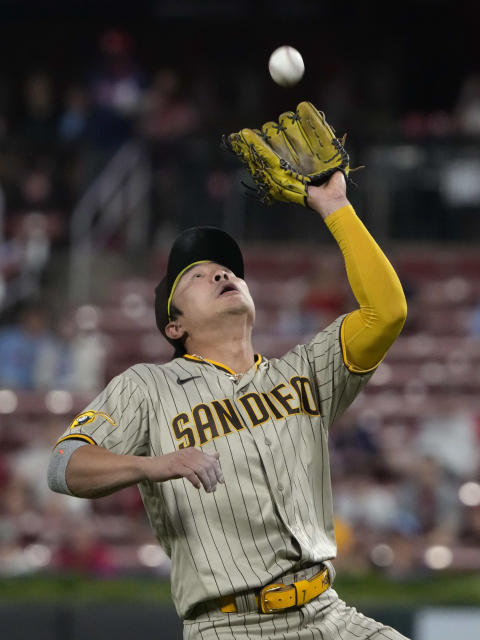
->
[69, 410, 116, 430]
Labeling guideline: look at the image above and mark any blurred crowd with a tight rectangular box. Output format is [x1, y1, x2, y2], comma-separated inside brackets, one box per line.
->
[0, 25, 480, 581]
[0, 28, 218, 312]
[0, 249, 480, 579]
[0, 303, 106, 392]
[2, 26, 480, 306]
[331, 403, 480, 577]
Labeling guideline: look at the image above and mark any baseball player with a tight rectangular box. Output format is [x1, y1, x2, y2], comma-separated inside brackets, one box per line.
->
[48, 103, 409, 639]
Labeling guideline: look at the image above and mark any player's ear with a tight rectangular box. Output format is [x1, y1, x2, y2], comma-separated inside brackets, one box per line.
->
[165, 320, 186, 341]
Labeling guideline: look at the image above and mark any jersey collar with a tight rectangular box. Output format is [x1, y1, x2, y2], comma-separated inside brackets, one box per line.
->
[183, 353, 262, 376]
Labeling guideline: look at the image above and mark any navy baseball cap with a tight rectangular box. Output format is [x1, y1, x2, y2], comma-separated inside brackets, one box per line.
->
[155, 226, 244, 357]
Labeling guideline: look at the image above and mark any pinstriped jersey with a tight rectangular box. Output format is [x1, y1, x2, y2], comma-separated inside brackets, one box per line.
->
[55, 314, 374, 619]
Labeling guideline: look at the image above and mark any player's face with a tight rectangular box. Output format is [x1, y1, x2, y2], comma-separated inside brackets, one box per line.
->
[170, 262, 255, 333]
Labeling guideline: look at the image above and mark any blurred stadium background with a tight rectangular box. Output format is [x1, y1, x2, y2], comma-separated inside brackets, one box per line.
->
[0, 1, 480, 638]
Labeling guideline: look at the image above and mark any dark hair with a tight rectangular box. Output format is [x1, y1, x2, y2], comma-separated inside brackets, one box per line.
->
[154, 279, 186, 359]
[170, 303, 182, 320]
[169, 303, 186, 358]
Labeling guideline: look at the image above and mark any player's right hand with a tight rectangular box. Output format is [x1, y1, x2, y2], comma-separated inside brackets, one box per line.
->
[144, 448, 224, 493]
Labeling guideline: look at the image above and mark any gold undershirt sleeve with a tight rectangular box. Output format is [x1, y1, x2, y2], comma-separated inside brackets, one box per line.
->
[324, 204, 407, 373]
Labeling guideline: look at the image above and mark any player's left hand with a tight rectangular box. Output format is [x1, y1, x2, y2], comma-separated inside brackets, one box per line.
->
[222, 101, 357, 207]
[306, 170, 350, 219]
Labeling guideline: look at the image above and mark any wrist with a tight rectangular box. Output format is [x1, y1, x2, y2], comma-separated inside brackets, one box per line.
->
[136, 455, 153, 482]
[137, 453, 172, 483]
[309, 195, 350, 220]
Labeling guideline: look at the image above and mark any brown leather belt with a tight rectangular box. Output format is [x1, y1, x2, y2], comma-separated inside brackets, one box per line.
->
[219, 565, 331, 614]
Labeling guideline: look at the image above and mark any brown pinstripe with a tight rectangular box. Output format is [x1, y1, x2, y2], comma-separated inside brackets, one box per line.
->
[53, 315, 410, 639]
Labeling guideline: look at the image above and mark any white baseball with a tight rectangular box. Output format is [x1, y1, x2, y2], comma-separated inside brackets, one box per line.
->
[268, 46, 305, 87]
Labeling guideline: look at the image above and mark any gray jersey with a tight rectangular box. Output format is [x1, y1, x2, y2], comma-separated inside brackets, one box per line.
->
[55, 314, 374, 619]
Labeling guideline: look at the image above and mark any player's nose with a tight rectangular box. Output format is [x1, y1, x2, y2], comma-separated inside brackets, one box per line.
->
[213, 269, 230, 282]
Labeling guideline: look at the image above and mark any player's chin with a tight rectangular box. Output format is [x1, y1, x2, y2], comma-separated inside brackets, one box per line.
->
[220, 295, 254, 317]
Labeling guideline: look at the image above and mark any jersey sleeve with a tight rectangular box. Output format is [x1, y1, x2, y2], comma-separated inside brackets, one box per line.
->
[302, 314, 375, 429]
[55, 372, 149, 456]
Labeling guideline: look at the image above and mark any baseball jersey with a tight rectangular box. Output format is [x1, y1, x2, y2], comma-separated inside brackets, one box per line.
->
[56, 314, 374, 619]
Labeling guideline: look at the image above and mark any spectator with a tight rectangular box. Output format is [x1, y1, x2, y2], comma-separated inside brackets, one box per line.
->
[470, 301, 480, 338]
[397, 456, 461, 538]
[51, 518, 114, 576]
[334, 474, 402, 534]
[58, 84, 89, 144]
[11, 420, 90, 518]
[331, 413, 382, 477]
[66, 316, 107, 392]
[460, 504, 480, 546]
[300, 270, 347, 333]
[20, 72, 57, 150]
[76, 28, 148, 195]
[32, 314, 74, 391]
[85, 28, 147, 153]
[0, 304, 54, 389]
[139, 68, 200, 144]
[412, 401, 478, 478]
[139, 67, 201, 236]
[454, 73, 480, 136]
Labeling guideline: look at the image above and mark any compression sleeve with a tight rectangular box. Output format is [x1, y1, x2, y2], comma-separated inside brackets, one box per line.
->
[324, 204, 407, 373]
[47, 439, 90, 495]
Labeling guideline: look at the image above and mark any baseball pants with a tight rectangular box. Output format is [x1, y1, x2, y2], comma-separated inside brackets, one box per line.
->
[183, 588, 410, 640]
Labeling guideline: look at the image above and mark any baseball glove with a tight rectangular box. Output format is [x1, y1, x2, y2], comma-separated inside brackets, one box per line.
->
[222, 101, 355, 207]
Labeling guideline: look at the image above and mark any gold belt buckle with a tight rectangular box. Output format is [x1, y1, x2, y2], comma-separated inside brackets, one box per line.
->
[259, 583, 285, 614]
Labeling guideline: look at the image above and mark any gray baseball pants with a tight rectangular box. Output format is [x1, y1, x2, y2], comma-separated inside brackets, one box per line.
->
[183, 588, 410, 639]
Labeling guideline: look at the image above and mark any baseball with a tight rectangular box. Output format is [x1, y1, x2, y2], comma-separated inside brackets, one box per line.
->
[268, 46, 305, 87]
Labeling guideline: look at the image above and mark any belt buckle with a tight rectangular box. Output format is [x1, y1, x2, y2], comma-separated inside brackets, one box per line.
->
[259, 583, 284, 614]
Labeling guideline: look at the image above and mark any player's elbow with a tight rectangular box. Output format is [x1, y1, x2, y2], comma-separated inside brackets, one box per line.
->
[390, 296, 407, 326]
[381, 294, 407, 337]
[362, 290, 407, 335]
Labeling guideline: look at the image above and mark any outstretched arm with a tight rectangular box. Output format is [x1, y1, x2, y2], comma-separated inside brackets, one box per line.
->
[49, 443, 224, 499]
[307, 172, 407, 372]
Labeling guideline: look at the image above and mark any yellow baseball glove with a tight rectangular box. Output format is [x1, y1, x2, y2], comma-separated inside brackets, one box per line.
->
[222, 101, 353, 207]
